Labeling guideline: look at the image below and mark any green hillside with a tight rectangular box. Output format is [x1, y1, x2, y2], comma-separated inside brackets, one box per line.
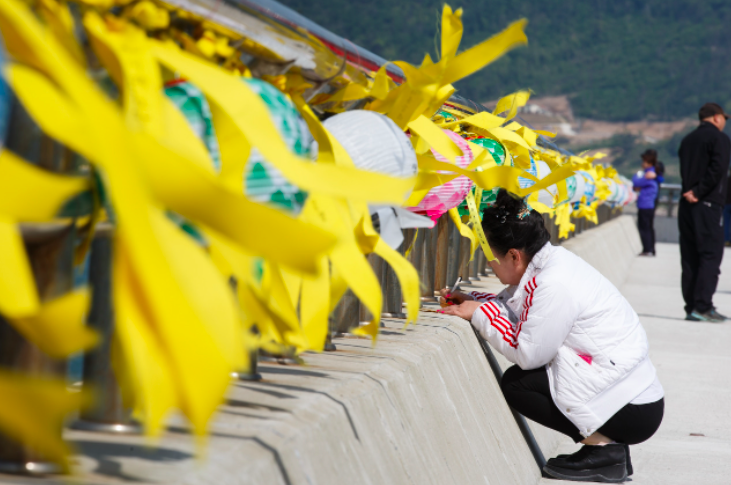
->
[278, 0, 731, 122]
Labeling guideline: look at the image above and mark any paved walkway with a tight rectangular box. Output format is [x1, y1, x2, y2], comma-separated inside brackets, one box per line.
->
[532, 242, 731, 485]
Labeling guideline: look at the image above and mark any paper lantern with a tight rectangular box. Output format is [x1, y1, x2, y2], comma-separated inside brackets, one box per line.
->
[243, 78, 312, 215]
[604, 179, 621, 205]
[466, 137, 506, 210]
[496, 152, 539, 204]
[164, 80, 221, 171]
[518, 155, 539, 189]
[163, 80, 221, 246]
[578, 170, 597, 202]
[323, 110, 428, 249]
[617, 176, 635, 206]
[569, 170, 596, 204]
[535, 160, 557, 207]
[322, 110, 418, 181]
[435, 110, 458, 123]
[409, 130, 475, 222]
[531, 160, 578, 208]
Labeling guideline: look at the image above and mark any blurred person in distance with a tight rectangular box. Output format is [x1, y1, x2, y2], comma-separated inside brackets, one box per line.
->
[632, 149, 661, 256]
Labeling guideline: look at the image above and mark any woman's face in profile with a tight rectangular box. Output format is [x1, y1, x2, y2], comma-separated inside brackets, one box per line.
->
[488, 247, 528, 286]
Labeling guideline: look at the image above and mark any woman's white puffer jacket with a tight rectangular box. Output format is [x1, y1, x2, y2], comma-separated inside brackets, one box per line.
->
[470, 242, 658, 437]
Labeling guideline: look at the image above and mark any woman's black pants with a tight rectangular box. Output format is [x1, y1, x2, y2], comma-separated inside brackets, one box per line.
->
[637, 208, 656, 254]
[500, 365, 664, 444]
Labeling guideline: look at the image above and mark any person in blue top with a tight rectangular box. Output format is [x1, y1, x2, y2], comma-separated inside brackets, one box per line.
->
[633, 150, 661, 256]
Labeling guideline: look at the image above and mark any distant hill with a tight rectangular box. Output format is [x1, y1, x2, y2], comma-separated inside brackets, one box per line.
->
[278, 0, 731, 122]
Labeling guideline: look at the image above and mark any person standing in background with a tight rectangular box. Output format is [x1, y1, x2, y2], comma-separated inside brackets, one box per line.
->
[633, 151, 660, 256]
[678, 103, 731, 322]
[723, 175, 731, 247]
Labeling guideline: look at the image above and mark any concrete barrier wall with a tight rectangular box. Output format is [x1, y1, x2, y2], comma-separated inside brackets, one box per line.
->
[562, 215, 642, 288]
[56, 216, 642, 485]
[65, 313, 544, 484]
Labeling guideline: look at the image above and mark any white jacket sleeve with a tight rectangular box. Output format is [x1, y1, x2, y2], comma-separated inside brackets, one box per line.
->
[470, 280, 578, 370]
[467, 290, 497, 302]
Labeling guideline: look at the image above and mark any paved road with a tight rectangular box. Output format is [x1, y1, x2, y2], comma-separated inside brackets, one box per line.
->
[537, 242, 731, 485]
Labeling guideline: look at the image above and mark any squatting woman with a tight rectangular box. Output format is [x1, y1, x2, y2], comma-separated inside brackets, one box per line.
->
[439, 189, 664, 483]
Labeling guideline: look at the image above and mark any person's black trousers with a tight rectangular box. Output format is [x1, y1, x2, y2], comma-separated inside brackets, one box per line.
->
[637, 208, 655, 254]
[501, 365, 664, 445]
[678, 199, 725, 314]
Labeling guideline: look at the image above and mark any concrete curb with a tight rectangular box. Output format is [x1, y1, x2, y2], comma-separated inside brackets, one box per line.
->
[30, 216, 641, 485]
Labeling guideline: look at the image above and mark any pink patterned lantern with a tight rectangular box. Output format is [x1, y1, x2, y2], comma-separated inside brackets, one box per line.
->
[408, 130, 475, 224]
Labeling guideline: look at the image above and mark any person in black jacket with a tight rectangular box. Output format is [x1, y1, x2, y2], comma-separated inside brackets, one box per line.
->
[724, 176, 731, 246]
[678, 102, 731, 322]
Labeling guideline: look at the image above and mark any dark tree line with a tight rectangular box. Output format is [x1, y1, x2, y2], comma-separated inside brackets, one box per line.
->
[279, 0, 731, 122]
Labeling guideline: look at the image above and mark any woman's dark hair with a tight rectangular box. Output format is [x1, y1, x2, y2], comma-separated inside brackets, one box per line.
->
[641, 149, 658, 167]
[481, 189, 550, 259]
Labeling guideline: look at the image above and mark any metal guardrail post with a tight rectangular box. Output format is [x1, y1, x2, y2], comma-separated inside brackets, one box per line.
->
[658, 183, 681, 218]
[0, 223, 77, 475]
[445, 221, 462, 289]
[459, 234, 471, 281]
[666, 188, 677, 217]
[421, 226, 438, 301]
[234, 341, 263, 380]
[406, 228, 423, 272]
[331, 289, 361, 335]
[71, 224, 143, 434]
[470, 249, 480, 281]
[433, 215, 449, 296]
[478, 248, 489, 276]
[542, 213, 559, 245]
[382, 234, 406, 318]
[359, 253, 384, 325]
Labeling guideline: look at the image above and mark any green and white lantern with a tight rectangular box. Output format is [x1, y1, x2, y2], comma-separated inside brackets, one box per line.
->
[457, 137, 507, 216]
[164, 80, 222, 171]
[164, 80, 222, 246]
[243, 78, 312, 215]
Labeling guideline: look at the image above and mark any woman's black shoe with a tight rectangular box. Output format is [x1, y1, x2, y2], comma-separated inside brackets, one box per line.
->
[544, 444, 628, 483]
[553, 444, 633, 477]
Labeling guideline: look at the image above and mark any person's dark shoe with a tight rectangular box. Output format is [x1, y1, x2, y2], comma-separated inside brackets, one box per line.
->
[708, 308, 728, 321]
[686, 310, 724, 322]
[544, 444, 627, 483]
[552, 444, 632, 476]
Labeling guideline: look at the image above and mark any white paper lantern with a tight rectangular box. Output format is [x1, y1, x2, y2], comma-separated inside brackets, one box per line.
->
[323, 111, 418, 181]
[323, 110, 428, 248]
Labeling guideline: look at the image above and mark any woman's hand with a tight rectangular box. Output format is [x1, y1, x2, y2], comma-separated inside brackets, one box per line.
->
[438, 300, 483, 321]
[438, 288, 474, 307]
[644, 171, 657, 179]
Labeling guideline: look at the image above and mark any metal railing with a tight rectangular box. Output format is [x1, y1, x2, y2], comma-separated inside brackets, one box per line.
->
[658, 183, 682, 217]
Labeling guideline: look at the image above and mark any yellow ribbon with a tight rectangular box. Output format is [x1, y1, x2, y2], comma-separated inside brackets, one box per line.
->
[448, 207, 477, 260]
[0, 371, 90, 471]
[465, 190, 497, 261]
[368, 6, 527, 129]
